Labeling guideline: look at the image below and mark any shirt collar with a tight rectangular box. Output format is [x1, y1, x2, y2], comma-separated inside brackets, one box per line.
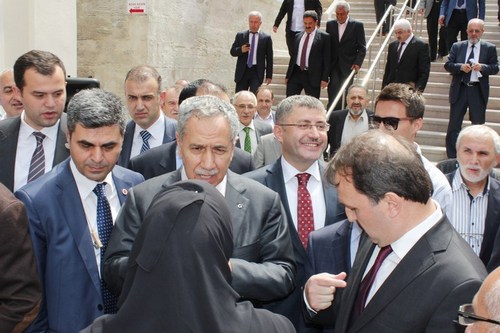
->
[453, 170, 490, 196]
[239, 120, 256, 132]
[281, 156, 321, 183]
[20, 110, 60, 142]
[135, 111, 165, 140]
[69, 159, 115, 200]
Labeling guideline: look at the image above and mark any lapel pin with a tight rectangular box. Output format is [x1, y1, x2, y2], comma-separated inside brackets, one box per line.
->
[122, 188, 128, 196]
[237, 203, 243, 209]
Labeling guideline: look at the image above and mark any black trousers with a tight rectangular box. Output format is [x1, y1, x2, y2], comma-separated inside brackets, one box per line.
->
[446, 9, 468, 51]
[286, 66, 321, 98]
[426, 0, 448, 60]
[286, 30, 299, 57]
[327, 68, 352, 110]
[375, 0, 396, 33]
[235, 66, 260, 95]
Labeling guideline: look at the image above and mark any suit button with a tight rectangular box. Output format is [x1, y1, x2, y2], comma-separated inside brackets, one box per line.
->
[97, 304, 103, 311]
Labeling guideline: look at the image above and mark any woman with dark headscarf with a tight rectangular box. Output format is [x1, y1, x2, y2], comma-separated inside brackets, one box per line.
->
[81, 180, 295, 333]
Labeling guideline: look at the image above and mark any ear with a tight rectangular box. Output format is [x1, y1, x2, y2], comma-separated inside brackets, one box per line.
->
[273, 125, 284, 144]
[382, 192, 402, 219]
[175, 132, 183, 159]
[160, 90, 166, 108]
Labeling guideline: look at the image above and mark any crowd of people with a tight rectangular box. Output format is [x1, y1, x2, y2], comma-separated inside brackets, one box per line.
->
[0, 1, 499, 333]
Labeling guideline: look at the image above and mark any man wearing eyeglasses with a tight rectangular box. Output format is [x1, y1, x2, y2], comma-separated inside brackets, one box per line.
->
[245, 95, 346, 332]
[371, 83, 453, 217]
[458, 267, 500, 332]
[233, 90, 272, 155]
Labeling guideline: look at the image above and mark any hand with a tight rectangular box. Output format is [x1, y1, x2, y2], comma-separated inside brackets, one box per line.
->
[419, 8, 424, 15]
[438, 15, 445, 26]
[305, 272, 347, 311]
[461, 63, 472, 73]
[321, 80, 328, 89]
[273, 26, 278, 33]
[352, 64, 360, 73]
[265, 78, 272, 85]
[241, 44, 250, 53]
[471, 63, 482, 71]
[285, 78, 288, 85]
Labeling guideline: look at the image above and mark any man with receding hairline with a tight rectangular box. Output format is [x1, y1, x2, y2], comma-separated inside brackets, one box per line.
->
[0, 69, 24, 118]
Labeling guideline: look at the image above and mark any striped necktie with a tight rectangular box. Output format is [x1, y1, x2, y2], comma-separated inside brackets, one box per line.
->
[27, 132, 46, 182]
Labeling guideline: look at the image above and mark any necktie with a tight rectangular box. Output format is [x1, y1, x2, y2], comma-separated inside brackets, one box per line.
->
[93, 183, 118, 314]
[140, 130, 152, 153]
[243, 127, 252, 153]
[27, 132, 46, 182]
[352, 246, 393, 319]
[397, 42, 405, 62]
[457, 0, 464, 7]
[300, 33, 311, 70]
[296, 173, 314, 248]
[465, 44, 475, 83]
[247, 32, 256, 68]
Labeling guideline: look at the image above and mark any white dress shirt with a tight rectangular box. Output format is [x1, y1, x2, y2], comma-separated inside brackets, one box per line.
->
[296, 28, 318, 68]
[238, 120, 259, 155]
[291, 0, 305, 32]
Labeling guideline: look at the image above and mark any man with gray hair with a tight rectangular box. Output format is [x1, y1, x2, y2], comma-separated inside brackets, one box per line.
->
[382, 19, 431, 92]
[230, 11, 273, 94]
[104, 95, 295, 305]
[446, 125, 500, 272]
[15, 89, 144, 332]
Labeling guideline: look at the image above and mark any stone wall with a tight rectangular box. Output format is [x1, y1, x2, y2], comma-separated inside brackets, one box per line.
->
[77, 0, 287, 98]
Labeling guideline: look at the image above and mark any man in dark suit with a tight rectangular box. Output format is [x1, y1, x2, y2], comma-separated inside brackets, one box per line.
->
[273, 0, 323, 56]
[439, 0, 485, 51]
[326, 1, 366, 110]
[230, 11, 273, 94]
[446, 125, 500, 272]
[128, 140, 255, 179]
[382, 19, 431, 92]
[444, 19, 498, 158]
[421, 0, 449, 61]
[327, 84, 371, 158]
[245, 95, 346, 332]
[0, 50, 69, 192]
[117, 65, 176, 167]
[233, 91, 273, 155]
[304, 130, 486, 332]
[0, 183, 41, 333]
[104, 95, 295, 305]
[286, 11, 330, 99]
[15, 89, 144, 332]
[374, 0, 397, 35]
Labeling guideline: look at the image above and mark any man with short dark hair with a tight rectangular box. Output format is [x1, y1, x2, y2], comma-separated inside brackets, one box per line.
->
[0, 50, 69, 192]
[16, 89, 144, 332]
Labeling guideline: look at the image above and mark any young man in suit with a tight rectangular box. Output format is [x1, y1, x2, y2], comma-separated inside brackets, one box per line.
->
[117, 65, 176, 166]
[104, 95, 295, 306]
[245, 95, 346, 332]
[304, 130, 487, 332]
[326, 1, 366, 110]
[446, 125, 500, 272]
[16, 89, 144, 333]
[273, 0, 323, 56]
[230, 11, 273, 94]
[444, 19, 498, 158]
[0, 50, 69, 192]
[286, 11, 331, 99]
[382, 19, 431, 92]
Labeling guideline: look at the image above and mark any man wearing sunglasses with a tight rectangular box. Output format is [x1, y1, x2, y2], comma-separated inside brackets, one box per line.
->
[371, 83, 453, 217]
[457, 267, 500, 332]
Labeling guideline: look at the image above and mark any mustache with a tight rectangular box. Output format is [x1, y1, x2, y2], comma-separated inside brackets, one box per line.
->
[194, 168, 219, 176]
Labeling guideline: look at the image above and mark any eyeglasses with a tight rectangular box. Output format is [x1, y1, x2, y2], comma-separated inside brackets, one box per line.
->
[457, 304, 500, 326]
[236, 104, 255, 110]
[370, 115, 415, 130]
[278, 123, 330, 132]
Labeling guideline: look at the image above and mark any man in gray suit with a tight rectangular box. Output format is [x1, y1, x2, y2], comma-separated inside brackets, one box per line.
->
[245, 95, 346, 332]
[304, 130, 486, 332]
[0, 50, 69, 192]
[103, 95, 295, 304]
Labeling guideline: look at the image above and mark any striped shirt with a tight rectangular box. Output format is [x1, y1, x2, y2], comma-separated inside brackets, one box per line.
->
[449, 172, 489, 256]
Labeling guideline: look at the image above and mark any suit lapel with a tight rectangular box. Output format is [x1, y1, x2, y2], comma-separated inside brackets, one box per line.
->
[112, 166, 140, 204]
[225, 171, 250, 241]
[53, 118, 69, 165]
[159, 142, 177, 173]
[0, 117, 21, 190]
[118, 121, 135, 166]
[340, 21, 354, 43]
[482, 178, 500, 261]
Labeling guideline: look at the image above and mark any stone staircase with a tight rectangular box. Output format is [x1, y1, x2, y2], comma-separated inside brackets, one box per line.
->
[269, 0, 500, 163]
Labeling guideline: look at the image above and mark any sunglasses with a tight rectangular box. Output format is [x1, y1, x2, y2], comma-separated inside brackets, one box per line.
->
[370, 115, 415, 130]
[457, 303, 500, 326]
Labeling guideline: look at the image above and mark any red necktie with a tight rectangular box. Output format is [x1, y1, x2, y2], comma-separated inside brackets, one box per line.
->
[300, 33, 310, 70]
[297, 173, 314, 248]
[352, 245, 393, 321]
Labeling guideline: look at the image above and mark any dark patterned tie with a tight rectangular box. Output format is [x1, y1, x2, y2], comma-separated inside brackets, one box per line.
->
[243, 127, 252, 153]
[140, 130, 152, 153]
[27, 132, 46, 182]
[300, 33, 311, 70]
[296, 173, 314, 248]
[397, 42, 405, 62]
[93, 183, 118, 314]
[247, 32, 256, 68]
[465, 44, 475, 83]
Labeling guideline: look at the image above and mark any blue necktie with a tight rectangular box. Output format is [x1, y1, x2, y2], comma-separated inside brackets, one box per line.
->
[93, 183, 118, 314]
[140, 130, 152, 153]
[247, 32, 256, 68]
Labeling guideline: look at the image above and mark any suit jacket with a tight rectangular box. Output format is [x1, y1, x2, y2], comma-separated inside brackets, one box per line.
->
[103, 169, 295, 303]
[327, 109, 373, 157]
[230, 30, 273, 84]
[326, 18, 366, 79]
[0, 115, 69, 192]
[117, 117, 177, 167]
[274, 0, 323, 32]
[128, 141, 255, 179]
[244, 158, 346, 332]
[440, 0, 485, 26]
[444, 40, 499, 105]
[382, 36, 431, 92]
[286, 30, 331, 88]
[235, 120, 273, 150]
[446, 171, 500, 272]
[15, 159, 144, 333]
[0, 183, 41, 333]
[309, 216, 487, 332]
[253, 133, 282, 168]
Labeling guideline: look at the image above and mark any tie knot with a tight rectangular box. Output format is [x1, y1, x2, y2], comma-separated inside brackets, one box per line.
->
[296, 173, 311, 185]
[376, 245, 393, 263]
[33, 132, 46, 143]
[471, 43, 475, 49]
[93, 182, 108, 198]
[243, 127, 251, 134]
[140, 130, 152, 142]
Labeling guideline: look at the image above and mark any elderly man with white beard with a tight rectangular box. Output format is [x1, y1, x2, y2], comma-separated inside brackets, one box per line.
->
[446, 125, 500, 272]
